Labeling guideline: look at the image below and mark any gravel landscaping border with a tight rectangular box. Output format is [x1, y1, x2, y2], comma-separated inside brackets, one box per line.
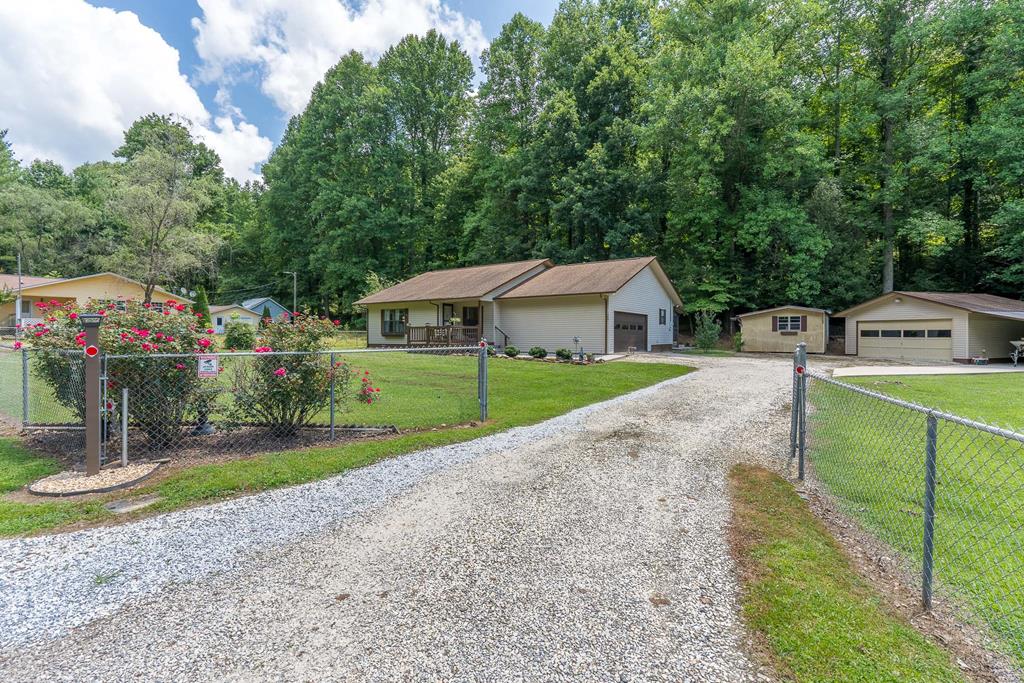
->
[0, 370, 696, 650]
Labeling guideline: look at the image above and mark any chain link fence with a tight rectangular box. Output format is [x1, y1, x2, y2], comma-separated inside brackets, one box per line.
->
[790, 344, 1024, 669]
[0, 344, 488, 468]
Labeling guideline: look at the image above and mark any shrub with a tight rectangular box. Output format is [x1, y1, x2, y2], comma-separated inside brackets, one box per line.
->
[29, 298, 206, 446]
[194, 286, 211, 328]
[555, 348, 573, 361]
[486, 345, 497, 357]
[504, 345, 519, 357]
[529, 346, 547, 359]
[224, 320, 257, 350]
[226, 313, 375, 435]
[733, 331, 745, 352]
[694, 310, 721, 352]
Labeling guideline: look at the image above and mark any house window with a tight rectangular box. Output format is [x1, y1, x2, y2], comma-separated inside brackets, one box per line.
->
[927, 329, 951, 338]
[860, 329, 880, 337]
[98, 299, 128, 312]
[880, 330, 901, 338]
[659, 309, 666, 325]
[381, 308, 408, 336]
[216, 317, 224, 327]
[903, 329, 925, 338]
[778, 315, 802, 332]
[462, 306, 479, 327]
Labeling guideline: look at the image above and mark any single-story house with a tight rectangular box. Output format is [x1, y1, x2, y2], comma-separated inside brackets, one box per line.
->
[242, 297, 291, 322]
[0, 272, 191, 329]
[355, 256, 683, 354]
[837, 291, 1024, 362]
[736, 306, 829, 354]
[210, 304, 262, 334]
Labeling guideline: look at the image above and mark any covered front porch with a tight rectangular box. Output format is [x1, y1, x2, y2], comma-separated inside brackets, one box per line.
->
[406, 299, 489, 346]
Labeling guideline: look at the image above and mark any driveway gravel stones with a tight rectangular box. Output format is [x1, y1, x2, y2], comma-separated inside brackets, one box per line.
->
[0, 354, 794, 682]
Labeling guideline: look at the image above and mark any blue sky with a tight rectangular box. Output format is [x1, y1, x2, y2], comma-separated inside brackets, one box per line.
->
[0, 0, 560, 180]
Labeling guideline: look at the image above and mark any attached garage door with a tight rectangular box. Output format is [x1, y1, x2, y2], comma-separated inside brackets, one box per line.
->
[614, 312, 647, 352]
[858, 320, 953, 362]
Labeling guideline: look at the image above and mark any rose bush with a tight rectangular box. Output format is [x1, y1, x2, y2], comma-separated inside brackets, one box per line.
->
[29, 298, 208, 446]
[227, 313, 378, 435]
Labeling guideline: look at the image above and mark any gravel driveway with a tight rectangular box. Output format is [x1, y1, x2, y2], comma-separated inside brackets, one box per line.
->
[0, 354, 794, 682]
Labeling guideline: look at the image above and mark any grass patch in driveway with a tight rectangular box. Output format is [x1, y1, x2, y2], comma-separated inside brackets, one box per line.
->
[0, 359, 691, 537]
[728, 464, 964, 682]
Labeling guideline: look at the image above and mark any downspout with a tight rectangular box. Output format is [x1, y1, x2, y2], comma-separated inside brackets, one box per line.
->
[602, 294, 609, 355]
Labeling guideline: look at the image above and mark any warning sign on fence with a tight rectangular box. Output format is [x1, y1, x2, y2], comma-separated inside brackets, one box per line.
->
[197, 354, 219, 378]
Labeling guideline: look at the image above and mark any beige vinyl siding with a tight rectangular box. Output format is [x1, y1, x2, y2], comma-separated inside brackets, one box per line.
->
[607, 266, 675, 351]
[366, 302, 436, 345]
[740, 309, 827, 354]
[967, 314, 1024, 359]
[844, 296, 969, 359]
[497, 295, 607, 354]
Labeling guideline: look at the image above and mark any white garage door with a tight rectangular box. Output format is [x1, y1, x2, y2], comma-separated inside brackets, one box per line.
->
[858, 320, 952, 362]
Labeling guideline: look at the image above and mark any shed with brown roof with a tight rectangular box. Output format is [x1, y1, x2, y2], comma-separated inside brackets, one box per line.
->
[835, 291, 1024, 362]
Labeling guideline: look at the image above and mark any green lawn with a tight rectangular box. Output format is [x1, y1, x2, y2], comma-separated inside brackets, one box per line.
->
[808, 372, 1024, 669]
[729, 464, 964, 682]
[0, 357, 691, 537]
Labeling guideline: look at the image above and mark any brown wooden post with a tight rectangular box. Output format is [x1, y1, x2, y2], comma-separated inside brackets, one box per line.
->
[80, 313, 103, 475]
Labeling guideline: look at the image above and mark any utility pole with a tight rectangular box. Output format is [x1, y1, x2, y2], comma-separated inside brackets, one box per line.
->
[282, 271, 297, 322]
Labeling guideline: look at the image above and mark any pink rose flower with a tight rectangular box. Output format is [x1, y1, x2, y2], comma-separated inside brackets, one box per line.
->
[13, 341, 22, 350]
[197, 338, 212, 349]
[274, 367, 287, 377]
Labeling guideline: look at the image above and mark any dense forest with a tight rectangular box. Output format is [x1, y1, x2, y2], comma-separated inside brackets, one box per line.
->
[1, 0, 1023, 324]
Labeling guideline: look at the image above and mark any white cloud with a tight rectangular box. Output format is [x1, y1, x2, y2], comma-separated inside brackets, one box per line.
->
[192, 0, 489, 116]
[0, 0, 272, 181]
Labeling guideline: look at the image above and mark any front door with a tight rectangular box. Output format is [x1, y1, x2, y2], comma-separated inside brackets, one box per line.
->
[614, 311, 648, 352]
[442, 303, 454, 325]
[462, 305, 479, 328]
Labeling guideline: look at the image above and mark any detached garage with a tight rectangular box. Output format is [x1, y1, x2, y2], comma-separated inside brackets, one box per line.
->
[838, 292, 1024, 363]
[736, 306, 828, 354]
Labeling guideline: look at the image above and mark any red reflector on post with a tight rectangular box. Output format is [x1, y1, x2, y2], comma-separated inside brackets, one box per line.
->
[85, 345, 99, 358]
[795, 365, 805, 374]
[480, 341, 486, 348]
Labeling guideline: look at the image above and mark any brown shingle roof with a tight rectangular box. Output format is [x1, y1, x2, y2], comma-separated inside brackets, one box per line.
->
[498, 257, 657, 299]
[355, 259, 552, 305]
[0, 274, 62, 290]
[901, 291, 1024, 313]
[836, 291, 1024, 318]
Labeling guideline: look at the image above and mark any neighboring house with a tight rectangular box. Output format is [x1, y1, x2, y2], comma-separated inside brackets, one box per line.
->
[241, 297, 291, 322]
[0, 272, 192, 328]
[210, 304, 261, 334]
[737, 306, 829, 354]
[355, 256, 683, 354]
[837, 292, 1024, 362]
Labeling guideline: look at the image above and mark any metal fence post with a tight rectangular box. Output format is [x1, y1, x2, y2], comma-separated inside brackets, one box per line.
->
[922, 412, 938, 610]
[478, 339, 488, 422]
[329, 351, 336, 440]
[121, 387, 129, 467]
[21, 347, 28, 428]
[797, 342, 807, 481]
[790, 345, 799, 460]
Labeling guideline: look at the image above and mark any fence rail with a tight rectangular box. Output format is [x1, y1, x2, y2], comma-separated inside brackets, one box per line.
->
[2, 343, 490, 468]
[790, 342, 1024, 669]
